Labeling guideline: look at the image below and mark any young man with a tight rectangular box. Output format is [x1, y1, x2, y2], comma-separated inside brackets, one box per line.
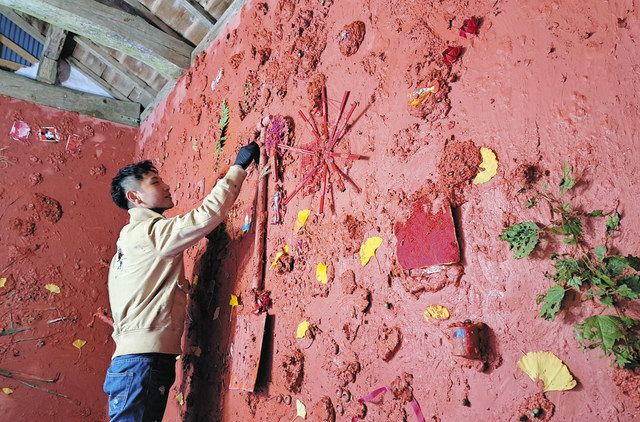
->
[103, 142, 260, 421]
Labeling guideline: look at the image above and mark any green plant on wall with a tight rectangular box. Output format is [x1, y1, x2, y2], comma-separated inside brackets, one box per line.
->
[501, 163, 640, 369]
[214, 100, 230, 171]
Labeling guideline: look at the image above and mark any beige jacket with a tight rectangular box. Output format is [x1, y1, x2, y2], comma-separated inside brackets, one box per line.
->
[107, 165, 247, 357]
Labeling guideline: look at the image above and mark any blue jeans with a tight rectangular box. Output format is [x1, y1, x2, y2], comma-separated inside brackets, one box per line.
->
[103, 353, 177, 422]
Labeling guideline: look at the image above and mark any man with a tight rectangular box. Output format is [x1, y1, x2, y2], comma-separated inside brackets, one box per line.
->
[103, 142, 260, 421]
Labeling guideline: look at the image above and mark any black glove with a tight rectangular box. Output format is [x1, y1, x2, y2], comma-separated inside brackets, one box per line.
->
[234, 142, 260, 170]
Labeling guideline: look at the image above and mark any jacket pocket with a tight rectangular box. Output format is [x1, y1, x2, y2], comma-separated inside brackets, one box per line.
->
[103, 370, 134, 415]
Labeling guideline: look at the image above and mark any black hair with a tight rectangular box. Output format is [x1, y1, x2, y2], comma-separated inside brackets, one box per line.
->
[110, 160, 158, 210]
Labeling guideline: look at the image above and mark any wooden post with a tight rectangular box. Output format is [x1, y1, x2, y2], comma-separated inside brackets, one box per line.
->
[0, 0, 193, 79]
[37, 26, 67, 84]
[0, 70, 140, 126]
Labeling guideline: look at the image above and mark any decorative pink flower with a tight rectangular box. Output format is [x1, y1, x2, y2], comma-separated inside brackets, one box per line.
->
[442, 46, 463, 65]
[459, 16, 480, 38]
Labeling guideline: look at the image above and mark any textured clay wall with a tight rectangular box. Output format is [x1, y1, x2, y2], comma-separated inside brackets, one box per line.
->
[137, 0, 640, 421]
[0, 96, 136, 421]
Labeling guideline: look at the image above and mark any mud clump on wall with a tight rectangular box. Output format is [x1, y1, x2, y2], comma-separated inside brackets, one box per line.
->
[309, 396, 336, 422]
[338, 21, 366, 56]
[276, 348, 305, 393]
[377, 324, 401, 361]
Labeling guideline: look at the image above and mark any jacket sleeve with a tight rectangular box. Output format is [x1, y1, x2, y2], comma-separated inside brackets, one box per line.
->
[149, 165, 248, 256]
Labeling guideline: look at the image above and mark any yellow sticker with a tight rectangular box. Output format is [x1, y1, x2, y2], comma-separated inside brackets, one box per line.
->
[176, 392, 184, 406]
[294, 209, 311, 233]
[192, 275, 199, 286]
[269, 245, 290, 270]
[0, 277, 6, 288]
[72, 339, 87, 349]
[423, 305, 450, 321]
[2, 387, 13, 395]
[45, 284, 60, 294]
[296, 320, 310, 339]
[473, 147, 498, 184]
[296, 399, 307, 419]
[359, 237, 383, 266]
[316, 263, 328, 285]
[518, 351, 577, 392]
[229, 294, 239, 307]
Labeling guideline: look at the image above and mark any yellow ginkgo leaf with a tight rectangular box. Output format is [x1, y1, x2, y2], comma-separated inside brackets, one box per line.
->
[359, 237, 383, 266]
[423, 305, 450, 321]
[269, 245, 290, 270]
[517, 351, 577, 392]
[316, 263, 328, 285]
[296, 320, 310, 339]
[473, 147, 498, 184]
[0, 277, 6, 288]
[176, 392, 184, 406]
[212, 306, 220, 320]
[296, 399, 307, 419]
[229, 294, 239, 307]
[2, 387, 13, 395]
[294, 209, 311, 233]
[72, 339, 86, 349]
[45, 284, 60, 294]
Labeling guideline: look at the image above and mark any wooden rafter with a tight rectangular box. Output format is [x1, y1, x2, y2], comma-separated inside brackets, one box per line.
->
[0, 6, 46, 43]
[0, 70, 140, 126]
[120, 0, 193, 47]
[179, 0, 217, 28]
[0, 58, 22, 70]
[0, 0, 193, 79]
[0, 34, 38, 63]
[192, 0, 246, 60]
[74, 37, 157, 106]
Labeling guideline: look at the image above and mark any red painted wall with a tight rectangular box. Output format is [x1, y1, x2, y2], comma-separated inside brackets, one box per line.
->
[0, 96, 136, 421]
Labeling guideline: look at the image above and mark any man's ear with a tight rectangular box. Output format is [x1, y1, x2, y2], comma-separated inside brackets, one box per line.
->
[126, 190, 142, 206]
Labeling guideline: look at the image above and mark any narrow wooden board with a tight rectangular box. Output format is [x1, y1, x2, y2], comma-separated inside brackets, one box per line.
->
[228, 313, 267, 392]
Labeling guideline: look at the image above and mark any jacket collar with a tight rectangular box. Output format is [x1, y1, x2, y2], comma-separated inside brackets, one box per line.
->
[128, 207, 164, 222]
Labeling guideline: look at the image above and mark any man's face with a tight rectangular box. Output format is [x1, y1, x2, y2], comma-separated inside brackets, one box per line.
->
[132, 172, 174, 212]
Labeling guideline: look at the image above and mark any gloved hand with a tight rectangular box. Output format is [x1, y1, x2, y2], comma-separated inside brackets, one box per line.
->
[234, 142, 260, 170]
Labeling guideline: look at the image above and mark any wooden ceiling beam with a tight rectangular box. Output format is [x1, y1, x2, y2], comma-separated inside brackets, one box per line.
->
[0, 69, 140, 126]
[0, 0, 192, 79]
[120, 0, 193, 47]
[178, 0, 216, 28]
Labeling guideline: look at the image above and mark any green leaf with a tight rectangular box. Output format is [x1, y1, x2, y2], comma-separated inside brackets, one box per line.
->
[559, 162, 575, 195]
[575, 315, 625, 354]
[600, 296, 614, 307]
[589, 210, 604, 217]
[567, 276, 583, 289]
[562, 202, 572, 212]
[500, 221, 540, 259]
[554, 258, 580, 282]
[595, 245, 606, 262]
[616, 284, 640, 300]
[538, 284, 566, 320]
[606, 256, 628, 277]
[618, 275, 640, 295]
[606, 212, 621, 233]
[561, 216, 582, 238]
[525, 199, 536, 208]
[625, 255, 640, 271]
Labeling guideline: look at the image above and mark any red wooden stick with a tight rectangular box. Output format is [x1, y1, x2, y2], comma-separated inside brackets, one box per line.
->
[330, 161, 362, 193]
[298, 110, 324, 144]
[322, 85, 330, 146]
[328, 91, 350, 149]
[329, 102, 358, 151]
[283, 164, 321, 207]
[277, 144, 315, 155]
[331, 152, 368, 160]
[319, 164, 328, 213]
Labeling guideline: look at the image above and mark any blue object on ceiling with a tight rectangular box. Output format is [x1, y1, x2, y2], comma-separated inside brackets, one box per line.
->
[0, 13, 43, 67]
